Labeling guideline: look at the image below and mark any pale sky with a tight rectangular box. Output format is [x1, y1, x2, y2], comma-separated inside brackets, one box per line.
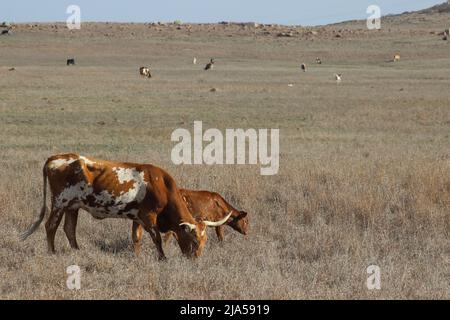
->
[1, 0, 445, 26]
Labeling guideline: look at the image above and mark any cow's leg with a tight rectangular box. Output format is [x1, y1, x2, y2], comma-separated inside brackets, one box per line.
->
[146, 227, 166, 260]
[215, 225, 225, 241]
[132, 222, 143, 256]
[45, 206, 64, 254]
[63, 209, 79, 250]
[142, 222, 166, 260]
[139, 212, 166, 260]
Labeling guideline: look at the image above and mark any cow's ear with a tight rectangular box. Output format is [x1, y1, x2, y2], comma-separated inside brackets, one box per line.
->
[240, 211, 248, 218]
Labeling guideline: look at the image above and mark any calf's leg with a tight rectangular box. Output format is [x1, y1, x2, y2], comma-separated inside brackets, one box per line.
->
[215, 225, 225, 241]
[163, 231, 176, 245]
[132, 222, 143, 256]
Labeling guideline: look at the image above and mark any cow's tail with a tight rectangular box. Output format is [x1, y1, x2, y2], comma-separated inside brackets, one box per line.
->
[19, 163, 49, 241]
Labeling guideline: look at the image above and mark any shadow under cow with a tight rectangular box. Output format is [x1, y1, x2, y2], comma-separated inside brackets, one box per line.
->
[94, 238, 130, 254]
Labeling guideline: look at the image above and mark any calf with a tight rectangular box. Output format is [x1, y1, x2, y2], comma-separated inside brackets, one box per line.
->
[180, 189, 248, 240]
[154, 189, 248, 246]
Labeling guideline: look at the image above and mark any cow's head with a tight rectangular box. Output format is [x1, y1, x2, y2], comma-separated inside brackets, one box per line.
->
[178, 212, 232, 258]
[228, 211, 249, 235]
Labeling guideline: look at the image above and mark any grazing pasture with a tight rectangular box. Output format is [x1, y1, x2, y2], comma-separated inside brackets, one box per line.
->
[0, 10, 450, 299]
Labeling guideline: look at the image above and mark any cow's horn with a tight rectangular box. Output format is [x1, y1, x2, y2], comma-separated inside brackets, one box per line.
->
[204, 211, 232, 227]
[179, 222, 196, 231]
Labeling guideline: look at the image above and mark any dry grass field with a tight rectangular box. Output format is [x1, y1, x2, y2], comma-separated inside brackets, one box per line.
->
[0, 6, 450, 299]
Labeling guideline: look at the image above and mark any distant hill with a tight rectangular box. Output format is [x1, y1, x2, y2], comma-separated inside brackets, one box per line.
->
[378, 0, 450, 17]
[417, 2, 450, 14]
[384, 1, 450, 16]
[326, 1, 450, 30]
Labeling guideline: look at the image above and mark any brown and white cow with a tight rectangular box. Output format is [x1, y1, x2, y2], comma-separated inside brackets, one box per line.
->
[141, 189, 249, 247]
[19, 153, 231, 259]
[139, 66, 152, 78]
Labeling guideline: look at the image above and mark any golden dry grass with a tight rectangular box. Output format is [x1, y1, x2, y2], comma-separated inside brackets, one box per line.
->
[0, 12, 450, 299]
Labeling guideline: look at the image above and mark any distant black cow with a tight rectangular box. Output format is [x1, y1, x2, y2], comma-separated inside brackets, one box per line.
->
[204, 58, 214, 70]
[1, 29, 11, 35]
[301, 63, 307, 72]
[67, 58, 76, 66]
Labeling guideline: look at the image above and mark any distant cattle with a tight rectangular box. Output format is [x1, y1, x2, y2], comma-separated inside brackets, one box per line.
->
[139, 66, 152, 78]
[301, 63, 307, 72]
[204, 58, 214, 70]
[316, 57, 322, 64]
[66, 58, 75, 66]
[193, 57, 197, 65]
[161, 189, 249, 244]
[335, 73, 342, 82]
[19, 154, 231, 259]
[393, 54, 401, 62]
[1, 29, 11, 35]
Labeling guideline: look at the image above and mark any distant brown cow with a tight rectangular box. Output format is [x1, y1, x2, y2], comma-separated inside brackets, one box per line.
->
[19, 154, 231, 259]
[148, 189, 248, 246]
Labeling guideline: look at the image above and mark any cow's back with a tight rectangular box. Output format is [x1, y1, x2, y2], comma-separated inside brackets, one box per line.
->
[46, 153, 88, 196]
[45, 154, 152, 219]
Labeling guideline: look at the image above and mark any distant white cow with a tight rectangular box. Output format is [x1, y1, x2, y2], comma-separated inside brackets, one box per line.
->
[334, 74, 342, 83]
[393, 54, 400, 62]
[193, 57, 197, 65]
[139, 66, 152, 78]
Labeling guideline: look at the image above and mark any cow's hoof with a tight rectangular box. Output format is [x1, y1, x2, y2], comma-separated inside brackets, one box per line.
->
[158, 255, 167, 261]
